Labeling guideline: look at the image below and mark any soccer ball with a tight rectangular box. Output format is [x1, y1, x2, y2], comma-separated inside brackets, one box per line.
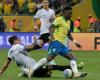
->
[63, 69, 73, 78]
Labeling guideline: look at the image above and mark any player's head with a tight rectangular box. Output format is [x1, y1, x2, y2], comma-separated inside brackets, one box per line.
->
[8, 36, 21, 45]
[42, 0, 49, 9]
[63, 7, 72, 19]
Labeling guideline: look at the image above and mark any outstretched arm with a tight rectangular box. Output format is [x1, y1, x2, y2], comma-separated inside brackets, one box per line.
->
[0, 58, 12, 75]
[49, 24, 55, 41]
[24, 35, 38, 52]
[67, 31, 82, 48]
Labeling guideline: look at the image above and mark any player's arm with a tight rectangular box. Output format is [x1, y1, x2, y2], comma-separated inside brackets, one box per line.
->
[49, 10, 56, 23]
[49, 24, 55, 41]
[33, 10, 41, 30]
[49, 17, 60, 41]
[34, 18, 40, 26]
[67, 31, 82, 48]
[24, 36, 38, 52]
[0, 58, 12, 75]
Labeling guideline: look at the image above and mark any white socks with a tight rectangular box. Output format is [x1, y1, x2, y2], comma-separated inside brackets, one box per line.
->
[32, 58, 48, 71]
[70, 60, 79, 75]
[48, 60, 56, 65]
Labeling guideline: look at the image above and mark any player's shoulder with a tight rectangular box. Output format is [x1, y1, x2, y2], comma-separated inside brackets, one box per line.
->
[55, 16, 62, 21]
[49, 8, 55, 13]
[11, 44, 24, 50]
[37, 9, 44, 13]
[49, 8, 54, 12]
[8, 46, 14, 54]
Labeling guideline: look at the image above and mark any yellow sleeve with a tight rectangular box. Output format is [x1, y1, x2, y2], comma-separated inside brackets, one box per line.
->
[53, 17, 60, 27]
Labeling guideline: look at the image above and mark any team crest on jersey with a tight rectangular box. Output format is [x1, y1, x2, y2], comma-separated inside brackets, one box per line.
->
[52, 48, 56, 52]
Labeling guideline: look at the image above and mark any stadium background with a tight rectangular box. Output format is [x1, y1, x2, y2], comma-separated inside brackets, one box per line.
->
[2, 0, 100, 32]
[0, 0, 100, 80]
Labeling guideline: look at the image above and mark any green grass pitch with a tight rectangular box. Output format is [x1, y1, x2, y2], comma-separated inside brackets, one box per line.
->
[0, 49, 100, 80]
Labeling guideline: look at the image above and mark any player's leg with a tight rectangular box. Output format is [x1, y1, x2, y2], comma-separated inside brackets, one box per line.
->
[60, 50, 87, 78]
[48, 65, 71, 71]
[27, 54, 56, 78]
[31, 55, 56, 72]
[27, 41, 59, 78]
[48, 64, 84, 71]
[32, 33, 50, 49]
[33, 66, 51, 77]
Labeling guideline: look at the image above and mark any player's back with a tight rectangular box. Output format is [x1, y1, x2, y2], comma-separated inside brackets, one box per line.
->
[8, 44, 36, 68]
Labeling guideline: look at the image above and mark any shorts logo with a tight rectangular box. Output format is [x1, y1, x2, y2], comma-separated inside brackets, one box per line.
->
[52, 48, 56, 52]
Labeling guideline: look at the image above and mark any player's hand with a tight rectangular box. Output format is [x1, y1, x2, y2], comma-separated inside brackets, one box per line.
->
[49, 36, 55, 41]
[75, 43, 82, 48]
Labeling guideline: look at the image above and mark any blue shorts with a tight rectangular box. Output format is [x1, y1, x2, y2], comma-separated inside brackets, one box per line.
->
[48, 41, 72, 56]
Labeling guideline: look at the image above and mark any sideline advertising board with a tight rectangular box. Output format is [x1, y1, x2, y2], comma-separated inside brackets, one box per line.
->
[69, 33, 100, 50]
[0, 33, 100, 50]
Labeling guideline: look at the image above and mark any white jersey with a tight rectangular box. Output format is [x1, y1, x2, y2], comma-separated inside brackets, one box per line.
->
[34, 8, 55, 35]
[8, 44, 36, 68]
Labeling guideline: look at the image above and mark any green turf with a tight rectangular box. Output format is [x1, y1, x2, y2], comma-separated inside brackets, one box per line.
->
[0, 49, 100, 80]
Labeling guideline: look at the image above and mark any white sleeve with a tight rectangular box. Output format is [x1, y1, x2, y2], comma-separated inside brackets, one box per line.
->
[51, 10, 56, 20]
[49, 10, 56, 22]
[34, 10, 41, 19]
[17, 44, 25, 52]
[8, 50, 13, 59]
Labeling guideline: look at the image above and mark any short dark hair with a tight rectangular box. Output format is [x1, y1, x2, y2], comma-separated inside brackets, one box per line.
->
[63, 7, 72, 13]
[8, 36, 18, 45]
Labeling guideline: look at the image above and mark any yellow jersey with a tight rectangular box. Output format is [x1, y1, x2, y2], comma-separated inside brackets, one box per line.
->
[18, 0, 25, 9]
[28, 2, 36, 13]
[4, 3, 12, 15]
[53, 16, 71, 44]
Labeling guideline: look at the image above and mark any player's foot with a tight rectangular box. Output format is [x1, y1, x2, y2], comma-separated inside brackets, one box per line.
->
[27, 68, 33, 78]
[73, 72, 87, 78]
[78, 62, 84, 69]
[80, 72, 87, 77]
[18, 72, 28, 77]
[18, 73, 24, 77]
[48, 60, 56, 65]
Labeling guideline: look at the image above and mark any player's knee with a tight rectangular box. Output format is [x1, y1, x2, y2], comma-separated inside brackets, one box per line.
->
[71, 58, 76, 61]
[47, 56, 54, 62]
[67, 53, 76, 60]
[47, 57, 54, 62]
[69, 56, 76, 60]
[37, 39, 45, 47]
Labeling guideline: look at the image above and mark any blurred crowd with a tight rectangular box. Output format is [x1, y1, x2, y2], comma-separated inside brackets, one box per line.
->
[74, 14, 100, 33]
[0, 0, 74, 16]
[0, 16, 22, 32]
[0, 0, 82, 15]
[0, 0, 100, 33]
[0, 0, 37, 15]
[1, 14, 100, 33]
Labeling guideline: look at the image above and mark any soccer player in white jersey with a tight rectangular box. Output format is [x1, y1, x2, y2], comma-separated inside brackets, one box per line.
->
[0, 36, 37, 76]
[33, 0, 56, 65]
[0, 35, 55, 77]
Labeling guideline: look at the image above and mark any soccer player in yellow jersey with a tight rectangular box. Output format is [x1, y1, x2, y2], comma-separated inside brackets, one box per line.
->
[18, 0, 25, 12]
[28, 7, 87, 78]
[28, 0, 36, 14]
[0, 1, 3, 15]
[3, 0, 13, 15]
